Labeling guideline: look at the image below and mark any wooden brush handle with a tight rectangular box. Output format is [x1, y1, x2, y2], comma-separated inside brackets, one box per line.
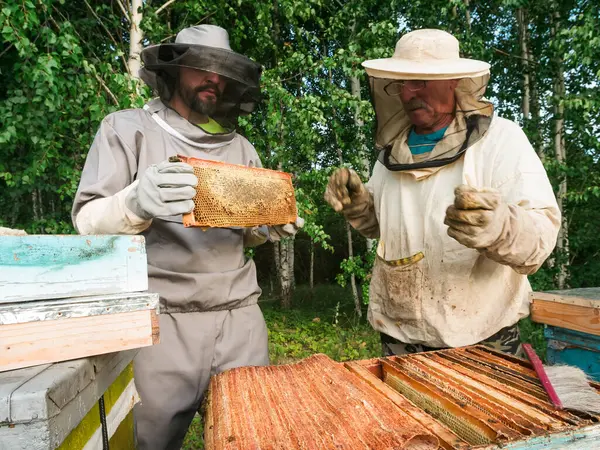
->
[523, 343, 563, 409]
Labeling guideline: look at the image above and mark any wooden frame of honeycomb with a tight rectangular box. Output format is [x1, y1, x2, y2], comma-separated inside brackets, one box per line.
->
[172, 155, 297, 228]
[204, 347, 600, 449]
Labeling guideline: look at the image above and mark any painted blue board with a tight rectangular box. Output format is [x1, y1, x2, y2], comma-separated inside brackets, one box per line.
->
[545, 325, 600, 382]
[0, 235, 148, 304]
[501, 424, 600, 449]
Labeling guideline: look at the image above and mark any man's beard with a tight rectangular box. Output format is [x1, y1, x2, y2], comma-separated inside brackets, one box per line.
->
[178, 82, 221, 116]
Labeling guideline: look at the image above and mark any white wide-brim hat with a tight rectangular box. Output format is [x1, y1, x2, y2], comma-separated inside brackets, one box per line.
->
[362, 29, 490, 80]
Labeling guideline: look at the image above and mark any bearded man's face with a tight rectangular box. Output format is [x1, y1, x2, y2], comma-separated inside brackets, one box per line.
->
[177, 67, 227, 116]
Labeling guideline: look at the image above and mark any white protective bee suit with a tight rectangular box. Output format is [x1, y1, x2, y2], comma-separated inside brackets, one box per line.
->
[326, 29, 560, 350]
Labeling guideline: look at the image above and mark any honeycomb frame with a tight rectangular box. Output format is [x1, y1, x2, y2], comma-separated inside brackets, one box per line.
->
[173, 155, 297, 228]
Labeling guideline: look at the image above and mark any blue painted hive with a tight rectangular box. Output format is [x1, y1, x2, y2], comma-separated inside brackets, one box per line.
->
[531, 288, 600, 382]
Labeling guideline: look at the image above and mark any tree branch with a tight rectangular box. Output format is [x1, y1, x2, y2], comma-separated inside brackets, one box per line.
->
[0, 43, 13, 59]
[115, 0, 130, 22]
[93, 73, 120, 105]
[159, 11, 216, 42]
[156, 0, 176, 15]
[492, 46, 538, 64]
[83, 0, 132, 75]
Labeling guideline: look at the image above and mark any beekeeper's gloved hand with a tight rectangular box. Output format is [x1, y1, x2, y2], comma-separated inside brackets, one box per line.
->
[444, 185, 510, 249]
[324, 168, 371, 214]
[269, 217, 305, 240]
[125, 161, 198, 220]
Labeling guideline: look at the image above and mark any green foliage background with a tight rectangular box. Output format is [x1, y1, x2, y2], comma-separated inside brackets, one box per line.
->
[1, 0, 599, 301]
[2, 4, 598, 447]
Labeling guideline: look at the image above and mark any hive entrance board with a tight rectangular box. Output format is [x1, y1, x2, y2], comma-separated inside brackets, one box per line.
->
[205, 346, 600, 449]
[172, 155, 297, 228]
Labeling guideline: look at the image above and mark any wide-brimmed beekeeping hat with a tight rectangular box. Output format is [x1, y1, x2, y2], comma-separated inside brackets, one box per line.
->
[361, 29, 494, 172]
[362, 28, 490, 80]
[139, 25, 262, 125]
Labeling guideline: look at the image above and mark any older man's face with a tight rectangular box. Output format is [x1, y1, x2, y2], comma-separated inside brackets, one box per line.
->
[399, 79, 459, 132]
[177, 67, 227, 116]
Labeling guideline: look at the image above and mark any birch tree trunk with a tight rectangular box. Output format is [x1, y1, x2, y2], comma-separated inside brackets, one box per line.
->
[273, 240, 281, 278]
[325, 44, 363, 317]
[518, 8, 543, 159]
[128, 0, 143, 79]
[289, 235, 296, 290]
[350, 75, 374, 254]
[274, 162, 295, 307]
[530, 69, 542, 159]
[517, 8, 530, 119]
[552, 7, 569, 289]
[279, 238, 293, 308]
[517, 8, 543, 159]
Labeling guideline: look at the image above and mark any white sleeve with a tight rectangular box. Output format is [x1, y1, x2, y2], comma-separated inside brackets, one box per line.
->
[483, 121, 561, 274]
[75, 180, 152, 235]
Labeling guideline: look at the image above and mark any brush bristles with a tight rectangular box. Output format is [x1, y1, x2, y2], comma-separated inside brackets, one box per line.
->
[545, 365, 600, 414]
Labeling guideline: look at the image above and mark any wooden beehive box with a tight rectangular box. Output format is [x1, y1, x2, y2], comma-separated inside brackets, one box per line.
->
[531, 289, 600, 382]
[0, 350, 138, 450]
[173, 155, 297, 228]
[0, 234, 148, 303]
[205, 347, 600, 449]
[204, 353, 439, 449]
[0, 235, 159, 372]
[530, 289, 600, 337]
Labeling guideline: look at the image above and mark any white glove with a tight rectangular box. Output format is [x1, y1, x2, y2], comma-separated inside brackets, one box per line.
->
[0, 227, 27, 236]
[125, 161, 198, 220]
[444, 185, 509, 249]
[269, 217, 305, 241]
[244, 225, 269, 247]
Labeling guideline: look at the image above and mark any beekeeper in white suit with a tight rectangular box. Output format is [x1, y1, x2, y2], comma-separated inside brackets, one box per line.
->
[72, 25, 301, 449]
[325, 29, 560, 357]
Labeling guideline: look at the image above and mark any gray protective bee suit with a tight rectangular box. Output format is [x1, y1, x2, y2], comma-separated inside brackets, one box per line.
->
[71, 25, 290, 449]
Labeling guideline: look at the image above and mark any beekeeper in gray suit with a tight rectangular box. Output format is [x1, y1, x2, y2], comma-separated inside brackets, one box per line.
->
[72, 25, 302, 449]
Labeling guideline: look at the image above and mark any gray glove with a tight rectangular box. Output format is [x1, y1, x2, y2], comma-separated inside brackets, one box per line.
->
[125, 161, 198, 220]
[269, 217, 305, 240]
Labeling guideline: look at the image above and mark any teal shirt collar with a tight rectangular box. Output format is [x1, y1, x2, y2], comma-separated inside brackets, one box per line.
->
[408, 126, 449, 155]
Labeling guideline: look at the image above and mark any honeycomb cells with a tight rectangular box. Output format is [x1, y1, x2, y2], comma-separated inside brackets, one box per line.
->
[176, 156, 297, 228]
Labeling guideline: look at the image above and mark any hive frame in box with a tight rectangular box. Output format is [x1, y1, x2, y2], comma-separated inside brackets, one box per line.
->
[204, 346, 600, 450]
[346, 346, 600, 449]
[172, 155, 297, 228]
